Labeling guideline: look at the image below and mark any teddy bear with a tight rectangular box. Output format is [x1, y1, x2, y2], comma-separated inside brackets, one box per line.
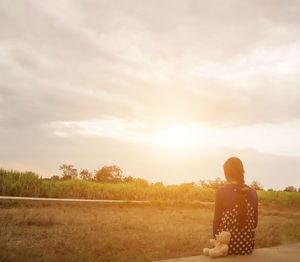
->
[203, 231, 231, 258]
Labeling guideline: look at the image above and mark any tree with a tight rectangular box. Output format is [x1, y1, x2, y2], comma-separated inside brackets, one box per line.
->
[79, 169, 93, 181]
[198, 179, 209, 188]
[250, 181, 264, 191]
[209, 177, 227, 189]
[198, 177, 227, 189]
[51, 175, 60, 181]
[59, 164, 78, 180]
[123, 175, 134, 183]
[94, 165, 123, 183]
[284, 186, 297, 192]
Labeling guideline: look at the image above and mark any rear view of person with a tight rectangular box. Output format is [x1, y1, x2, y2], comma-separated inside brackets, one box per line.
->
[213, 157, 258, 255]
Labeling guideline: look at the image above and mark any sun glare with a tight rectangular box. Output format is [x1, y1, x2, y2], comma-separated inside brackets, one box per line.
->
[152, 125, 201, 149]
[155, 126, 186, 148]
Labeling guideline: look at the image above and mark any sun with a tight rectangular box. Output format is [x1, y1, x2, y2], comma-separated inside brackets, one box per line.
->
[152, 126, 191, 148]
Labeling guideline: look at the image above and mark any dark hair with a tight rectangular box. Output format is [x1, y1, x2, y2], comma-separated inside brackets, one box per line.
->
[223, 157, 248, 229]
[223, 157, 245, 184]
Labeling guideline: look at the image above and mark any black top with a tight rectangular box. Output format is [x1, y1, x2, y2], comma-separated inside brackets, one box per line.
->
[213, 184, 258, 255]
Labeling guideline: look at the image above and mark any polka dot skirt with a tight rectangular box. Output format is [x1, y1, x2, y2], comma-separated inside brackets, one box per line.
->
[216, 200, 255, 255]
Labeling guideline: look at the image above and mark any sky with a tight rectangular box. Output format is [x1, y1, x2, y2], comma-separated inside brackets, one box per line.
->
[1, 0, 300, 190]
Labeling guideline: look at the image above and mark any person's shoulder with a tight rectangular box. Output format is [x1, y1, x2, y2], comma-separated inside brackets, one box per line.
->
[216, 184, 232, 193]
[217, 184, 256, 194]
[244, 184, 258, 196]
[244, 184, 255, 191]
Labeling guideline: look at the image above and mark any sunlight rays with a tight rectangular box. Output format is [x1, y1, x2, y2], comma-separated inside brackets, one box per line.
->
[150, 124, 211, 149]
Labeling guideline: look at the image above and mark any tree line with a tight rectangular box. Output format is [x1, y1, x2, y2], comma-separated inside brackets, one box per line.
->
[51, 164, 144, 184]
[48, 164, 300, 192]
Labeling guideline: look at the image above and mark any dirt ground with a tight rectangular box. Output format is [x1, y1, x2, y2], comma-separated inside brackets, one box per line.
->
[0, 201, 300, 262]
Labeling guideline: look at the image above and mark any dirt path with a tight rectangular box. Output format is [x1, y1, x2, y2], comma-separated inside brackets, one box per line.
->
[156, 242, 300, 262]
[0, 195, 215, 204]
[0, 195, 149, 203]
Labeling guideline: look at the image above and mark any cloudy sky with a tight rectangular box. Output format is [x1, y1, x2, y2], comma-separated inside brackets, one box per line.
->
[1, 0, 300, 189]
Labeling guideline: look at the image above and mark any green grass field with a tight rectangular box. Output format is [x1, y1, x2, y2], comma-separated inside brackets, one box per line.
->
[1, 169, 299, 205]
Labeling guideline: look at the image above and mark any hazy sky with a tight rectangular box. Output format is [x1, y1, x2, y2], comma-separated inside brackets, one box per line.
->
[1, 0, 300, 190]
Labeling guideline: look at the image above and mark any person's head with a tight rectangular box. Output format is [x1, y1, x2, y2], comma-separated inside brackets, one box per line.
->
[223, 157, 245, 185]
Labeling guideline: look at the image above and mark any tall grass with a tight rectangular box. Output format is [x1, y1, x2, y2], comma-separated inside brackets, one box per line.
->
[257, 190, 300, 205]
[0, 169, 42, 196]
[1, 168, 300, 204]
[0, 169, 215, 201]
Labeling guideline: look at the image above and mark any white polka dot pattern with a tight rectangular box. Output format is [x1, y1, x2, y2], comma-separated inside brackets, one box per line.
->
[216, 200, 255, 255]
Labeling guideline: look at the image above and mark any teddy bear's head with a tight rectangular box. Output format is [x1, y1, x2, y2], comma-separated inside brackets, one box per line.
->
[216, 231, 231, 245]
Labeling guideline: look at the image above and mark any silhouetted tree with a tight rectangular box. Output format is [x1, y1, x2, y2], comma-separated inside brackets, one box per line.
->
[284, 186, 297, 192]
[79, 169, 93, 181]
[123, 175, 134, 183]
[198, 179, 209, 188]
[59, 164, 78, 180]
[51, 175, 60, 181]
[94, 165, 123, 183]
[198, 177, 227, 189]
[250, 180, 264, 191]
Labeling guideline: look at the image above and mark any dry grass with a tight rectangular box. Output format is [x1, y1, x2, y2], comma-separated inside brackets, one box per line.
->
[0, 201, 300, 262]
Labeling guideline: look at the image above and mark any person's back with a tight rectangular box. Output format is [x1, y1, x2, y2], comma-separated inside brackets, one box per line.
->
[213, 157, 258, 255]
[213, 183, 258, 255]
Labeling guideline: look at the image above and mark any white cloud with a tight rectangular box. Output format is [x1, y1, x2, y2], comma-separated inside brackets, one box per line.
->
[47, 117, 300, 159]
